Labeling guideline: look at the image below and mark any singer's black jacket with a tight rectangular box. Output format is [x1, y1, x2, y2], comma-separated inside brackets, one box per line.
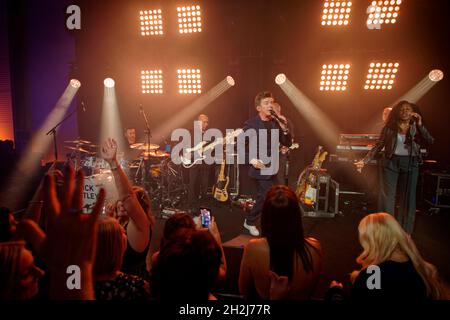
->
[363, 123, 434, 164]
[243, 115, 292, 180]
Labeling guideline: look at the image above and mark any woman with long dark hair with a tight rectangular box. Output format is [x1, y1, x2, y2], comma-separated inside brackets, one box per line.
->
[355, 100, 434, 234]
[239, 185, 322, 300]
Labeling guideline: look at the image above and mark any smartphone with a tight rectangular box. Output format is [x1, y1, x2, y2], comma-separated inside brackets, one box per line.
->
[199, 207, 211, 228]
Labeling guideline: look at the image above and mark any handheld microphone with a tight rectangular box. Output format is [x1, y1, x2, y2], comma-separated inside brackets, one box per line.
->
[410, 118, 417, 137]
[269, 110, 287, 125]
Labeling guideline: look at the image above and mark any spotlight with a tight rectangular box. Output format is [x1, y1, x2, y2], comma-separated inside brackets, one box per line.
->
[70, 79, 81, 88]
[140, 69, 163, 94]
[275, 73, 287, 85]
[321, 1, 352, 26]
[177, 69, 201, 94]
[104, 78, 115, 88]
[428, 69, 444, 82]
[364, 62, 399, 90]
[319, 64, 350, 91]
[226, 76, 235, 86]
[367, 0, 402, 29]
[177, 5, 202, 34]
[139, 8, 164, 36]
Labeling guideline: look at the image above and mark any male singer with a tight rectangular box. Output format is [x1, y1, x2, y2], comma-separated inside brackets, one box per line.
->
[242, 91, 292, 236]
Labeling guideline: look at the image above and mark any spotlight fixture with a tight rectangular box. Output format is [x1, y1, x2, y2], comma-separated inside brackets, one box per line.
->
[177, 68, 202, 94]
[104, 78, 115, 88]
[177, 5, 202, 34]
[367, 0, 402, 29]
[275, 73, 287, 85]
[319, 64, 350, 91]
[139, 9, 164, 36]
[364, 62, 399, 90]
[321, 1, 352, 26]
[428, 69, 444, 82]
[226, 76, 235, 86]
[141, 70, 163, 94]
[70, 79, 81, 88]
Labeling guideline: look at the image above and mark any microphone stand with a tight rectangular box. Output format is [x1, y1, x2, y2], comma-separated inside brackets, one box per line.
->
[45, 106, 79, 165]
[403, 119, 417, 233]
[140, 106, 152, 189]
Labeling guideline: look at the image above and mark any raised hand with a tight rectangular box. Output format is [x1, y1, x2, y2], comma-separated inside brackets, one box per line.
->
[101, 138, 118, 164]
[354, 160, 365, 173]
[18, 164, 105, 299]
[41, 165, 105, 269]
[411, 112, 422, 126]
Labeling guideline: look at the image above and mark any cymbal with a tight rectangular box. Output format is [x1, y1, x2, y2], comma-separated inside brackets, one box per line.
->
[142, 150, 170, 158]
[130, 142, 159, 150]
[65, 139, 92, 145]
[65, 146, 94, 154]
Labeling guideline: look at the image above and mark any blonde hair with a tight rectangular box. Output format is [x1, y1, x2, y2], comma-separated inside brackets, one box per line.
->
[94, 218, 126, 277]
[356, 213, 443, 299]
[0, 241, 26, 299]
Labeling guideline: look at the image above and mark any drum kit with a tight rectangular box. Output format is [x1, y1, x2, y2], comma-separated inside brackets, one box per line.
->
[64, 138, 187, 211]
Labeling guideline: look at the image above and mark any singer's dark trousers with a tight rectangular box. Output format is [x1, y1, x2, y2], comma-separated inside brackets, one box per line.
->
[246, 175, 279, 226]
[188, 163, 210, 206]
[378, 155, 419, 234]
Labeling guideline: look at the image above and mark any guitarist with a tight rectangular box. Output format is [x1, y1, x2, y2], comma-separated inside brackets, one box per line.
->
[187, 114, 212, 208]
[242, 91, 292, 236]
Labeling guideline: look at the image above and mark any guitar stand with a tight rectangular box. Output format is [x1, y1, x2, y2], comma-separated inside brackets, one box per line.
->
[300, 170, 340, 218]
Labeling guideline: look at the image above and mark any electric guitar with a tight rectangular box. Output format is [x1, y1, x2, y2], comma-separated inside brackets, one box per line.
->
[181, 129, 243, 168]
[212, 159, 229, 202]
[296, 146, 328, 205]
[280, 142, 299, 154]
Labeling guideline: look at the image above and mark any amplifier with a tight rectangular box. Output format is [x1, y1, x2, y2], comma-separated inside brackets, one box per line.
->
[424, 172, 450, 209]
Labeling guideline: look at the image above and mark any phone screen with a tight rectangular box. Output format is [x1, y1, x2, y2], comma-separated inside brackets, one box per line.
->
[200, 207, 211, 228]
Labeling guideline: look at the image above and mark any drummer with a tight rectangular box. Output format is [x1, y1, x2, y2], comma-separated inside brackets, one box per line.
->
[123, 127, 142, 161]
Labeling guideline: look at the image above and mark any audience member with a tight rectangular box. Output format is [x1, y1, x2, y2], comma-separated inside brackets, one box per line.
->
[239, 185, 322, 300]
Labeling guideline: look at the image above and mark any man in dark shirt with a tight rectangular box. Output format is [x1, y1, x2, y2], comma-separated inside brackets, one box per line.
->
[242, 91, 292, 236]
[122, 127, 142, 161]
[187, 114, 212, 208]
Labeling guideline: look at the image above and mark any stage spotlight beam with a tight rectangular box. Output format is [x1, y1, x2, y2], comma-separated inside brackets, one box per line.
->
[365, 69, 444, 132]
[152, 76, 235, 144]
[100, 79, 124, 153]
[395, 69, 444, 104]
[0, 80, 80, 209]
[275, 74, 340, 147]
